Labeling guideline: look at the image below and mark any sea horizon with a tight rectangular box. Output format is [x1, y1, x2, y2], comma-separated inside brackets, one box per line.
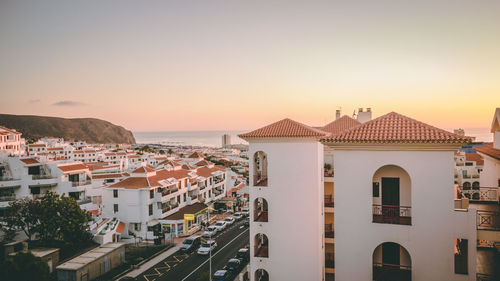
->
[133, 128, 493, 147]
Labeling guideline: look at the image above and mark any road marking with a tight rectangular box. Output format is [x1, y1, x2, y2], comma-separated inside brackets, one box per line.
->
[181, 228, 249, 281]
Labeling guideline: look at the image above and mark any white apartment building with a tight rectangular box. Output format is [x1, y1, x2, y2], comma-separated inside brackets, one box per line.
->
[0, 158, 95, 213]
[0, 126, 24, 156]
[240, 111, 480, 281]
[475, 108, 500, 191]
[101, 163, 228, 240]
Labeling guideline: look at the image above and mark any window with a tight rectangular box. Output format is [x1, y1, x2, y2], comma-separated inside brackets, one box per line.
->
[177, 195, 180, 203]
[150, 189, 154, 199]
[149, 204, 153, 216]
[113, 190, 118, 198]
[373, 182, 379, 197]
[454, 238, 468, 274]
[134, 223, 141, 231]
[183, 193, 186, 202]
[114, 204, 118, 213]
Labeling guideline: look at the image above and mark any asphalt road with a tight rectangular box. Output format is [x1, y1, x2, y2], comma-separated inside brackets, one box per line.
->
[137, 219, 250, 281]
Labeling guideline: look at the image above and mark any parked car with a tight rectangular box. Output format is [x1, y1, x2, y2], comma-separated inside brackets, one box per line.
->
[243, 217, 249, 227]
[236, 248, 249, 262]
[224, 216, 235, 226]
[241, 209, 249, 217]
[224, 258, 241, 272]
[180, 236, 201, 252]
[232, 212, 243, 221]
[212, 270, 230, 281]
[203, 226, 218, 238]
[215, 220, 227, 231]
[198, 240, 217, 255]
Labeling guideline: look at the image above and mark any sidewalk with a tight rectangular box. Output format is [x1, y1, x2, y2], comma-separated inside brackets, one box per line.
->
[120, 244, 181, 279]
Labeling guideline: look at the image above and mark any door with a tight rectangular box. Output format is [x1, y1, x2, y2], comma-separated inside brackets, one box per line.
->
[382, 242, 400, 265]
[382, 177, 400, 222]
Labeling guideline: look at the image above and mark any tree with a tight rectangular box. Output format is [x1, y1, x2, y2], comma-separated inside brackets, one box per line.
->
[167, 148, 173, 155]
[37, 192, 61, 243]
[159, 149, 165, 155]
[4, 198, 41, 241]
[0, 252, 51, 281]
[57, 195, 92, 245]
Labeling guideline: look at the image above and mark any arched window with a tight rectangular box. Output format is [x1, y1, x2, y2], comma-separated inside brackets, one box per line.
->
[373, 242, 411, 281]
[372, 165, 411, 225]
[463, 182, 471, 190]
[254, 233, 269, 258]
[472, 182, 480, 190]
[254, 198, 268, 222]
[253, 151, 268, 187]
[255, 269, 269, 281]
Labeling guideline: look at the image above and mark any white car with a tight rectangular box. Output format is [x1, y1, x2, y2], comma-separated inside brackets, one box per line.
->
[241, 209, 249, 217]
[232, 212, 243, 221]
[215, 220, 227, 231]
[197, 240, 217, 255]
[224, 216, 235, 226]
[202, 226, 218, 238]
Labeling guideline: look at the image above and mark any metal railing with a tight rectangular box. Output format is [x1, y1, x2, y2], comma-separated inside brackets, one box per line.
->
[459, 187, 499, 202]
[477, 211, 500, 231]
[253, 175, 268, 187]
[254, 210, 268, 222]
[32, 174, 54, 180]
[373, 204, 412, 225]
[324, 195, 334, 207]
[71, 180, 92, 187]
[373, 263, 411, 281]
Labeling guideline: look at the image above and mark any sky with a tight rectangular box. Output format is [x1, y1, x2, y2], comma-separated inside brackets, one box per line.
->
[1, 0, 499, 132]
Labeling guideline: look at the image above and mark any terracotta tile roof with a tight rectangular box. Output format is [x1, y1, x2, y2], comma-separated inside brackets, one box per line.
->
[322, 112, 471, 145]
[475, 143, 500, 161]
[321, 115, 361, 135]
[188, 152, 204, 159]
[115, 222, 125, 234]
[91, 173, 125, 179]
[109, 177, 150, 189]
[238, 118, 327, 139]
[20, 158, 40, 165]
[132, 165, 155, 173]
[29, 144, 46, 148]
[165, 202, 208, 220]
[0, 126, 21, 134]
[195, 166, 225, 178]
[465, 153, 484, 166]
[58, 163, 88, 173]
[47, 147, 64, 151]
[195, 160, 212, 167]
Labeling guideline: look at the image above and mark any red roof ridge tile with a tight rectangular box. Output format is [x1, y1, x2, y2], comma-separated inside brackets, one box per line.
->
[239, 118, 328, 139]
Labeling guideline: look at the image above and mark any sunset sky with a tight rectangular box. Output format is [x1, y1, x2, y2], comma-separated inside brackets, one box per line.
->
[1, 0, 499, 132]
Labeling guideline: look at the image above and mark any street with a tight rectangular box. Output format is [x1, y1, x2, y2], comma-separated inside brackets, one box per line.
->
[137, 219, 250, 281]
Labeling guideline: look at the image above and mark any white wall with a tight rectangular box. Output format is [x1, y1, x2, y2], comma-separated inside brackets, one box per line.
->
[334, 149, 476, 281]
[249, 139, 324, 281]
[479, 155, 500, 188]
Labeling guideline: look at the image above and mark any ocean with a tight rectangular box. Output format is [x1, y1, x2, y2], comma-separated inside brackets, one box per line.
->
[133, 128, 492, 147]
[133, 131, 247, 147]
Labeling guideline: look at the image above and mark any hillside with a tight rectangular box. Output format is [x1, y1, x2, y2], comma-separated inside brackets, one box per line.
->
[0, 114, 136, 144]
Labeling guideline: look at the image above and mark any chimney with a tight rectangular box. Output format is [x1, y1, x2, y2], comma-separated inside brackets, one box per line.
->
[357, 107, 372, 123]
[335, 110, 341, 120]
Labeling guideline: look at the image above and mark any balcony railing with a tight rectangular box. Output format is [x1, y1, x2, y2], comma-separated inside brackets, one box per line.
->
[71, 180, 92, 187]
[459, 187, 498, 202]
[0, 195, 16, 202]
[373, 263, 411, 281]
[325, 253, 334, 268]
[463, 174, 471, 179]
[325, 224, 334, 238]
[324, 195, 334, 207]
[254, 209, 268, 222]
[254, 244, 269, 258]
[77, 197, 92, 205]
[373, 205, 412, 225]
[477, 210, 500, 231]
[214, 177, 224, 184]
[253, 175, 268, 187]
[32, 174, 54, 180]
[477, 273, 497, 281]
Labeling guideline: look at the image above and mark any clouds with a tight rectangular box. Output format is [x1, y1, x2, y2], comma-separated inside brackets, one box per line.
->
[52, 100, 87, 107]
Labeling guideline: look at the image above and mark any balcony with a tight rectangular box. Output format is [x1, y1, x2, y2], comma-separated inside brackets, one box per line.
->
[32, 174, 54, 180]
[460, 187, 498, 202]
[77, 197, 92, 205]
[0, 176, 17, 181]
[463, 174, 471, 179]
[253, 175, 268, 187]
[199, 184, 206, 190]
[372, 205, 412, 225]
[325, 224, 334, 238]
[324, 195, 334, 208]
[373, 263, 411, 281]
[214, 177, 224, 185]
[477, 211, 500, 231]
